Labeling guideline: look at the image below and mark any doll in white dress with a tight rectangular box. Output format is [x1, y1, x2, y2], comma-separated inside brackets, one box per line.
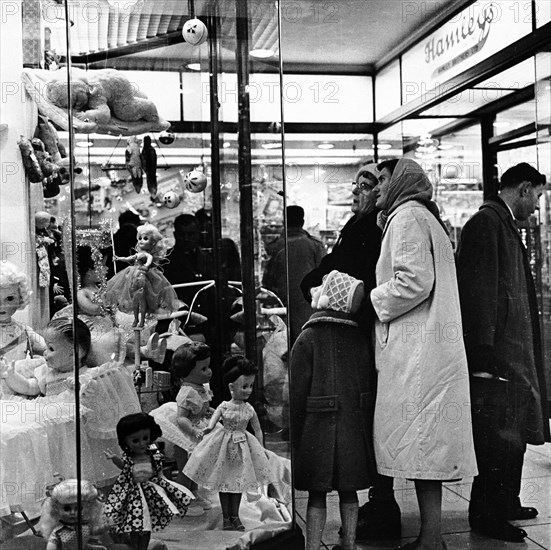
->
[184, 356, 276, 531]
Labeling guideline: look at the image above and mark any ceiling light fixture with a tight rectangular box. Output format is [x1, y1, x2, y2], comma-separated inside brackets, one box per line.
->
[438, 142, 454, 150]
[493, 121, 511, 128]
[262, 142, 282, 150]
[76, 141, 93, 148]
[377, 143, 392, 150]
[317, 143, 334, 150]
[186, 63, 201, 71]
[223, 142, 232, 148]
[250, 49, 275, 59]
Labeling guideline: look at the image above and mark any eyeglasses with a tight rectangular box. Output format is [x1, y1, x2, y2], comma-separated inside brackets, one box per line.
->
[352, 180, 376, 192]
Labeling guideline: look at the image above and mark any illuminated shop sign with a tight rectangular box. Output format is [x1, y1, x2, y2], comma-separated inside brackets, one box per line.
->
[402, 1, 533, 103]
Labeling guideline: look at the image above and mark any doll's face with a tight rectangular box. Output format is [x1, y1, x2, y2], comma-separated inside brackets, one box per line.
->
[137, 230, 156, 251]
[0, 284, 21, 323]
[57, 502, 80, 524]
[229, 374, 255, 401]
[124, 428, 151, 454]
[184, 358, 212, 385]
[44, 328, 75, 373]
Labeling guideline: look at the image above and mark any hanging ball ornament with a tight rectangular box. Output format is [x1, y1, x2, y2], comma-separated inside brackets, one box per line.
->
[162, 190, 180, 209]
[159, 131, 175, 145]
[268, 121, 281, 134]
[182, 18, 208, 46]
[184, 170, 208, 193]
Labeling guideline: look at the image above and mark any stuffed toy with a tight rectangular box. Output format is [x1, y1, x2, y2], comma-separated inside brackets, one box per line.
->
[45, 68, 163, 125]
[17, 135, 43, 183]
[35, 211, 55, 287]
[36, 115, 66, 163]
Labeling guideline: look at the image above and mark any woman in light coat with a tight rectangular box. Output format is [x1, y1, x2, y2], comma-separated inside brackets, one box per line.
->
[370, 158, 477, 550]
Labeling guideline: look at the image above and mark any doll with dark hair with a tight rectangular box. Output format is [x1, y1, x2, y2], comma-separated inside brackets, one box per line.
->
[104, 412, 193, 550]
[3, 316, 91, 397]
[184, 356, 276, 531]
[150, 342, 215, 511]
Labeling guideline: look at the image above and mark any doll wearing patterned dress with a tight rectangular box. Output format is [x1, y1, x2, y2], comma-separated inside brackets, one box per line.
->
[184, 356, 276, 531]
[103, 223, 178, 327]
[150, 342, 218, 512]
[104, 413, 193, 550]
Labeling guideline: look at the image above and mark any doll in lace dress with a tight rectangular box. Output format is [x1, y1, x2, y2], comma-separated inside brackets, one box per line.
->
[183, 356, 276, 531]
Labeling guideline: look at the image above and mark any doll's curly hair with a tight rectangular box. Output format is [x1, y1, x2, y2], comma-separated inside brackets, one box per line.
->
[0, 260, 31, 310]
[36, 479, 106, 540]
[172, 341, 211, 380]
[116, 412, 163, 451]
[222, 355, 258, 387]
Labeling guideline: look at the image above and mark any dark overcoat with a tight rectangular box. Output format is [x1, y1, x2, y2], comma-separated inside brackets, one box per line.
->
[300, 212, 382, 330]
[456, 198, 550, 444]
[289, 310, 376, 492]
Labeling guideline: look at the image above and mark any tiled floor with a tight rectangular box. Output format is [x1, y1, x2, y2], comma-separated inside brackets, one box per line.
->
[292, 442, 551, 550]
[152, 441, 551, 549]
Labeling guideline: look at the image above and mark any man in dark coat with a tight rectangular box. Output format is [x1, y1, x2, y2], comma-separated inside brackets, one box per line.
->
[263, 205, 326, 344]
[301, 162, 402, 541]
[456, 162, 550, 543]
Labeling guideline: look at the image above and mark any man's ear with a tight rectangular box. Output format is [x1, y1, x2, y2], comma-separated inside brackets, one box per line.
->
[519, 180, 531, 197]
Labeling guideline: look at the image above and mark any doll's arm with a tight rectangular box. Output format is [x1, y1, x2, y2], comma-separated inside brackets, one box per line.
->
[77, 288, 103, 316]
[177, 406, 203, 441]
[249, 409, 264, 447]
[136, 251, 153, 269]
[113, 253, 137, 264]
[203, 406, 223, 435]
[3, 361, 41, 396]
[104, 450, 124, 470]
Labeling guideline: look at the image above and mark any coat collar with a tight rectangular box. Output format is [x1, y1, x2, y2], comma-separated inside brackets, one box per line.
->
[480, 198, 523, 238]
[303, 310, 359, 329]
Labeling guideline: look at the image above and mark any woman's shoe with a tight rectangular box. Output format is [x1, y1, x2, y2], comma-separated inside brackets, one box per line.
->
[223, 517, 233, 530]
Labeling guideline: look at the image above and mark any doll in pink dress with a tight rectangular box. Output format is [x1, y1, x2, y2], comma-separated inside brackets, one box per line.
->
[150, 341, 217, 512]
[104, 224, 178, 328]
[183, 356, 276, 531]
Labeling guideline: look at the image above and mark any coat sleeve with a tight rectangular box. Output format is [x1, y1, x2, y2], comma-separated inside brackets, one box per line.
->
[370, 211, 434, 323]
[455, 210, 500, 376]
[300, 249, 339, 302]
[289, 335, 313, 452]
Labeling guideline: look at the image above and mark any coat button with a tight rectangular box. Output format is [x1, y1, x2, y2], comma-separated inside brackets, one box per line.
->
[329, 400, 334, 406]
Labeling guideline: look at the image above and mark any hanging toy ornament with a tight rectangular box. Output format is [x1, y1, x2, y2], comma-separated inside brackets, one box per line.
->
[159, 131, 175, 145]
[182, 18, 208, 46]
[184, 170, 207, 193]
[162, 190, 180, 209]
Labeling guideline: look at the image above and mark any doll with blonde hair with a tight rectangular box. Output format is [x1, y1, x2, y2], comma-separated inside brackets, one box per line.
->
[104, 223, 178, 327]
[0, 261, 46, 394]
[37, 478, 108, 550]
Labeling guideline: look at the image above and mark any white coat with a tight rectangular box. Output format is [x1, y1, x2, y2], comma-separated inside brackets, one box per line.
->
[370, 201, 478, 480]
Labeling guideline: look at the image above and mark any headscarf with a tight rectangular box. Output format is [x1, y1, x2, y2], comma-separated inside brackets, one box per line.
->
[376, 158, 448, 233]
[355, 163, 379, 183]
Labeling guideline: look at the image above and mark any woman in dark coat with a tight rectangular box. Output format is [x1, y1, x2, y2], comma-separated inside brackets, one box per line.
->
[290, 270, 376, 550]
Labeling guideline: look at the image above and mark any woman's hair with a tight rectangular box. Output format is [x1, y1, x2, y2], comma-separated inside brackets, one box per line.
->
[377, 158, 399, 176]
[36, 479, 104, 539]
[137, 223, 169, 260]
[0, 260, 30, 310]
[47, 317, 91, 358]
[222, 355, 258, 387]
[116, 412, 163, 450]
[172, 341, 211, 380]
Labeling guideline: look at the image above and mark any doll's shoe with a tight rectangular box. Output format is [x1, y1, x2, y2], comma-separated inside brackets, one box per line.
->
[193, 494, 212, 510]
[231, 517, 245, 531]
[223, 518, 233, 530]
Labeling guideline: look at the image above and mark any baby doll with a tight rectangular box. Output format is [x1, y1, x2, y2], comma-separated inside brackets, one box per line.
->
[0, 260, 46, 360]
[37, 478, 107, 550]
[183, 355, 276, 531]
[290, 270, 376, 550]
[104, 412, 194, 550]
[150, 342, 216, 511]
[77, 245, 111, 318]
[104, 223, 178, 328]
[3, 316, 91, 397]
